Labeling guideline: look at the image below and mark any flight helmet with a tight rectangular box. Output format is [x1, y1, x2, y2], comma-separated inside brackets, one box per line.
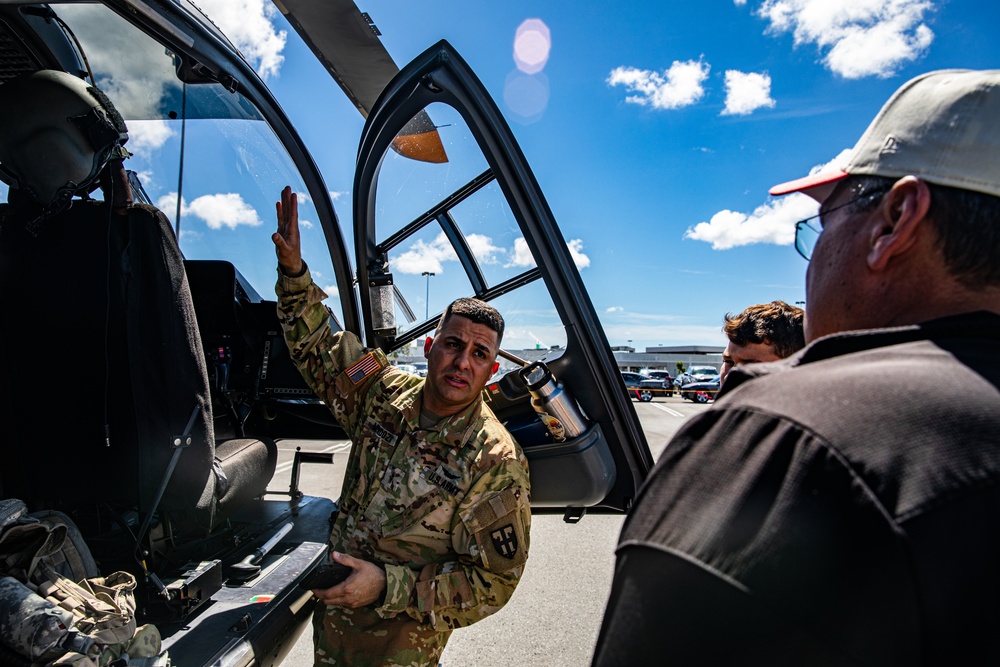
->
[0, 69, 129, 213]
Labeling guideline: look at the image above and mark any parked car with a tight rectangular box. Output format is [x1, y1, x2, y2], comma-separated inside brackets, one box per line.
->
[641, 370, 675, 397]
[674, 365, 719, 387]
[680, 376, 722, 403]
[621, 371, 649, 401]
[622, 372, 674, 402]
[643, 370, 674, 385]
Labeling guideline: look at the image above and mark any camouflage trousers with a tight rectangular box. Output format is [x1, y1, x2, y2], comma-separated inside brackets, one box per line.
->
[311, 598, 450, 667]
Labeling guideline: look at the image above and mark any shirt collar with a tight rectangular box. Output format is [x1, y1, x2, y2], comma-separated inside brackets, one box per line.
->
[391, 383, 486, 448]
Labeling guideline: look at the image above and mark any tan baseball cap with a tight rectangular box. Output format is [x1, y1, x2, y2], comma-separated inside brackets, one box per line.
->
[770, 69, 1000, 203]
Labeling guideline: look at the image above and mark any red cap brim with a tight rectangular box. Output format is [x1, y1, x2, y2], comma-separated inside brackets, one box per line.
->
[769, 168, 849, 202]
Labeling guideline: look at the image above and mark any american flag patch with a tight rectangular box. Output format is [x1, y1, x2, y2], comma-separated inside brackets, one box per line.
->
[346, 353, 382, 384]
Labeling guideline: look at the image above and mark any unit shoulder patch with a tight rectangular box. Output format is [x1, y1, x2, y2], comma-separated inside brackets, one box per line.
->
[490, 524, 518, 560]
[463, 487, 527, 572]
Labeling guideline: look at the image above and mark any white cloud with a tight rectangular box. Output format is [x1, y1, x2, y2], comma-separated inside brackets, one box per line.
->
[755, 0, 935, 79]
[684, 196, 816, 249]
[391, 232, 458, 275]
[508, 238, 536, 268]
[722, 70, 776, 115]
[606, 306, 624, 313]
[685, 149, 851, 249]
[467, 233, 505, 265]
[125, 120, 174, 158]
[156, 192, 180, 220]
[392, 233, 543, 275]
[330, 191, 345, 201]
[299, 219, 315, 229]
[195, 0, 287, 79]
[322, 284, 340, 300]
[607, 59, 710, 110]
[155, 192, 263, 230]
[567, 239, 591, 269]
[129, 169, 157, 193]
[506, 237, 591, 270]
[188, 193, 263, 229]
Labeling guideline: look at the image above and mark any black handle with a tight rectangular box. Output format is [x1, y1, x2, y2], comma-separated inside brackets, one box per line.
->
[518, 361, 551, 391]
[299, 562, 352, 590]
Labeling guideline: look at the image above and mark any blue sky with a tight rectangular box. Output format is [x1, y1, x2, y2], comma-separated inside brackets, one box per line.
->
[193, 0, 999, 350]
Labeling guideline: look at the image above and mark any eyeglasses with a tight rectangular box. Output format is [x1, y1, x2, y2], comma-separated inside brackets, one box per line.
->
[794, 190, 887, 261]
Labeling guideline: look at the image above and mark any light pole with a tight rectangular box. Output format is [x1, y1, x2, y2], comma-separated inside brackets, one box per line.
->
[421, 271, 435, 320]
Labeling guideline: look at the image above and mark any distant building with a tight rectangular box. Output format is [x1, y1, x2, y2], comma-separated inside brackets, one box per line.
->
[613, 345, 723, 375]
[397, 344, 723, 377]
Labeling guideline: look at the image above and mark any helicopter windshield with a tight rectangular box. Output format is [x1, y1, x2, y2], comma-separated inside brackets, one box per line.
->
[0, 2, 344, 322]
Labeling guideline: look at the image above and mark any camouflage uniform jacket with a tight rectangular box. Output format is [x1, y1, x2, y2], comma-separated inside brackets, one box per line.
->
[276, 269, 531, 666]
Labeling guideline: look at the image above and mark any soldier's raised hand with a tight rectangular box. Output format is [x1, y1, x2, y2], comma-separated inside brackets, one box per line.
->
[273, 185, 304, 276]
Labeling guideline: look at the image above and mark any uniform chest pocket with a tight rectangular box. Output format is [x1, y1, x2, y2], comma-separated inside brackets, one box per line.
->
[368, 469, 450, 539]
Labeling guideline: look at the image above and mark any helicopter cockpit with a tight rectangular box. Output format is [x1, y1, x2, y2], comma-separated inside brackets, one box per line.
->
[0, 3, 342, 663]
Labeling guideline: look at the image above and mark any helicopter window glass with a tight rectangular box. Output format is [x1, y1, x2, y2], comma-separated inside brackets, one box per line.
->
[374, 102, 489, 244]
[56, 5, 263, 122]
[484, 281, 567, 362]
[447, 180, 539, 289]
[389, 280, 568, 370]
[371, 100, 562, 354]
[384, 222, 475, 337]
[159, 118, 341, 308]
[374, 102, 487, 334]
[49, 3, 342, 320]
[55, 4, 179, 121]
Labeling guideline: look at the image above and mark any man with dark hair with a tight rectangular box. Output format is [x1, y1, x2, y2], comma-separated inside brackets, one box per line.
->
[272, 186, 530, 667]
[593, 69, 1000, 665]
[720, 300, 804, 382]
[441, 297, 506, 343]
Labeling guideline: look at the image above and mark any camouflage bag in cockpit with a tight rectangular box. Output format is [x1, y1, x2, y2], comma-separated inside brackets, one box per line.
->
[0, 499, 168, 666]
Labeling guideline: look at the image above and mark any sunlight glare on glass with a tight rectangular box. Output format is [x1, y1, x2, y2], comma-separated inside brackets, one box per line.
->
[513, 19, 551, 75]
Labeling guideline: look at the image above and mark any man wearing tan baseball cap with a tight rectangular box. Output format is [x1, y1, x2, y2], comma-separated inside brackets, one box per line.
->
[593, 69, 1000, 666]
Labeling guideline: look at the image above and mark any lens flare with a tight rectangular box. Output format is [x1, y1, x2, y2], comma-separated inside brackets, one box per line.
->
[504, 71, 549, 124]
[513, 19, 550, 75]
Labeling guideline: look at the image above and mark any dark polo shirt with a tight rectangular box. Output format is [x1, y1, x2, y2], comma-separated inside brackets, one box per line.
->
[594, 312, 1000, 666]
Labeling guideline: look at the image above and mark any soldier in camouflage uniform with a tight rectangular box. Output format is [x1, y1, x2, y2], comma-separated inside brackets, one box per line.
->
[272, 186, 531, 667]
